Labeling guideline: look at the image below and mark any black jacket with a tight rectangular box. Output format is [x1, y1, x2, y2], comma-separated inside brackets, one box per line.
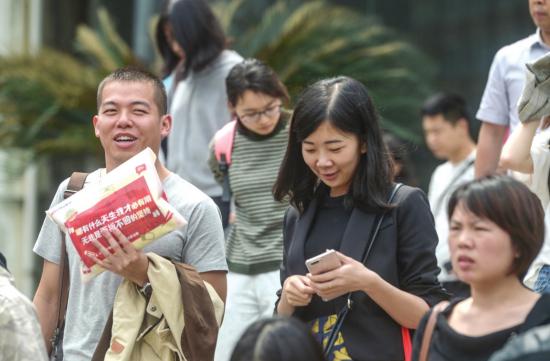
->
[279, 185, 448, 361]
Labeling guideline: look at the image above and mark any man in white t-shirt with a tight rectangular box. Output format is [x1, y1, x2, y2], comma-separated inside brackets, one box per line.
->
[32, 68, 227, 361]
[422, 93, 476, 297]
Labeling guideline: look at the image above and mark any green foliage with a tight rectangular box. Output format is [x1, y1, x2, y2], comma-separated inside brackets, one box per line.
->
[0, 1, 434, 163]
[213, 0, 435, 143]
[0, 8, 139, 159]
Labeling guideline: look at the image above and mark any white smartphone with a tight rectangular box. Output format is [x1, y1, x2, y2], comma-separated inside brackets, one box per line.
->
[305, 249, 341, 275]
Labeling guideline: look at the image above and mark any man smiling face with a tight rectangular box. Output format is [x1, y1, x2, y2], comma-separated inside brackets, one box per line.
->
[93, 80, 171, 172]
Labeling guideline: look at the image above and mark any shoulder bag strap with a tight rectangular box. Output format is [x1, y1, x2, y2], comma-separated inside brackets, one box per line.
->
[323, 183, 403, 358]
[432, 159, 474, 217]
[360, 183, 403, 264]
[418, 301, 450, 361]
[51, 172, 88, 354]
[343, 182, 404, 317]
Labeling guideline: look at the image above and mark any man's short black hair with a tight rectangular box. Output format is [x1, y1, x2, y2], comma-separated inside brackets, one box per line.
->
[421, 92, 470, 126]
[97, 67, 168, 115]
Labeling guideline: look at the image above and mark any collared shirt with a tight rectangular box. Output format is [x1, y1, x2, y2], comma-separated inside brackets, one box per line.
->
[0, 267, 48, 361]
[477, 29, 550, 133]
[428, 150, 476, 282]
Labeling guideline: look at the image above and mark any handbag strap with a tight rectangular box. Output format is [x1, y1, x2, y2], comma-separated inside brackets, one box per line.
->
[344, 183, 404, 303]
[323, 183, 403, 357]
[360, 183, 404, 265]
[51, 172, 88, 351]
[418, 301, 450, 361]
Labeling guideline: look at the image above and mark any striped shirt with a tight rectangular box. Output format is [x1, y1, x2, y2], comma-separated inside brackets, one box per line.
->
[208, 113, 290, 274]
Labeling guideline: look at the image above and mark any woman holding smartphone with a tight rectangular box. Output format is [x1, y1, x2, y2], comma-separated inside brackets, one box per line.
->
[273, 76, 448, 361]
[412, 176, 550, 361]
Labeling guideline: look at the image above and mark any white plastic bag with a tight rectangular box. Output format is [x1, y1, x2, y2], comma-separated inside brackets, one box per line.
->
[47, 148, 186, 282]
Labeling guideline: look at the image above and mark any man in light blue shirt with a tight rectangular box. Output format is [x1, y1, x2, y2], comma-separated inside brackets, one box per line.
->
[475, 0, 550, 177]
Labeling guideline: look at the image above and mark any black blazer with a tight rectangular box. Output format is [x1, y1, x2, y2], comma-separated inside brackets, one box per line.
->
[279, 185, 448, 361]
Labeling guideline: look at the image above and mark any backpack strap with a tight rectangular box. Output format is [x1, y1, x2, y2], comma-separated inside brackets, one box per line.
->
[213, 120, 237, 202]
[214, 120, 237, 165]
[51, 171, 89, 357]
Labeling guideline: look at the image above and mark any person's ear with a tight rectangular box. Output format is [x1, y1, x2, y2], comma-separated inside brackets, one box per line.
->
[456, 118, 469, 133]
[360, 141, 367, 154]
[160, 114, 172, 139]
[92, 115, 100, 138]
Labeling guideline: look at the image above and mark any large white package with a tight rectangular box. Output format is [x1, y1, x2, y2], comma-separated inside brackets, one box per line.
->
[47, 148, 186, 282]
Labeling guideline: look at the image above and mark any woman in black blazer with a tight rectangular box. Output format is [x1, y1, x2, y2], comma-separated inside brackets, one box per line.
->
[273, 76, 448, 361]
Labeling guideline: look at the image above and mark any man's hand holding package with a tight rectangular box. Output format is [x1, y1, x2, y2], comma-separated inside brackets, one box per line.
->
[89, 228, 149, 286]
[518, 52, 550, 123]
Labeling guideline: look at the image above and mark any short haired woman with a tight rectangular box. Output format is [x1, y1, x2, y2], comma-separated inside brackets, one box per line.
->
[412, 175, 550, 361]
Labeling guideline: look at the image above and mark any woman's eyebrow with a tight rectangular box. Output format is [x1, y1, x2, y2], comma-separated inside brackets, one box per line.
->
[302, 139, 343, 145]
[241, 99, 276, 113]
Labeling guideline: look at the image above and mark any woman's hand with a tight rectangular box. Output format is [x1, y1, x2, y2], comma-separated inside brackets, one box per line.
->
[277, 275, 315, 315]
[308, 251, 377, 301]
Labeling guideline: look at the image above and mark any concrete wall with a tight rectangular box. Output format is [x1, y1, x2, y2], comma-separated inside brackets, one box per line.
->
[0, 0, 43, 297]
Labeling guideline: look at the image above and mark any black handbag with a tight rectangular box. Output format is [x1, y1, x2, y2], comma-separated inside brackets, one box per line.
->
[323, 183, 403, 358]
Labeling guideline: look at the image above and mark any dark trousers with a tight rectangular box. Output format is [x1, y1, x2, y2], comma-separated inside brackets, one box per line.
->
[211, 196, 230, 229]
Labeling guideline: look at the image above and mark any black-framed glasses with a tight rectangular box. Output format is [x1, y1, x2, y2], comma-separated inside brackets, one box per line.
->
[238, 104, 282, 123]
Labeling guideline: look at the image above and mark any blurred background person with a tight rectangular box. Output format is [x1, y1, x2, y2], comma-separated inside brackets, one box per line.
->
[164, 0, 243, 228]
[154, 10, 181, 98]
[421, 92, 476, 299]
[0, 251, 48, 361]
[500, 50, 550, 294]
[488, 322, 550, 361]
[230, 316, 326, 361]
[208, 59, 290, 361]
[500, 115, 550, 293]
[383, 132, 418, 187]
[475, 0, 550, 177]
[412, 176, 549, 361]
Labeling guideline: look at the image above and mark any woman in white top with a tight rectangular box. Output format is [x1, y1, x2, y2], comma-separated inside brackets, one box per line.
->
[500, 117, 550, 293]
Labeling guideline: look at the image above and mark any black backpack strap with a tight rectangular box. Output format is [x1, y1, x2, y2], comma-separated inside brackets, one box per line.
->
[219, 154, 232, 203]
[51, 172, 88, 357]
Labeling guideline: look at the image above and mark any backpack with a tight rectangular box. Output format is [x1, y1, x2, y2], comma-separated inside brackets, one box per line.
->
[213, 120, 237, 202]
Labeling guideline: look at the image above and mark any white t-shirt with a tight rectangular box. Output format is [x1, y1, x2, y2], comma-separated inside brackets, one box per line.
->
[33, 170, 227, 361]
[524, 127, 550, 288]
[428, 151, 476, 282]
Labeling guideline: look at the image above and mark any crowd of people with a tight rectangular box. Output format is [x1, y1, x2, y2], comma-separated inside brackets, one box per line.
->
[3, 0, 550, 360]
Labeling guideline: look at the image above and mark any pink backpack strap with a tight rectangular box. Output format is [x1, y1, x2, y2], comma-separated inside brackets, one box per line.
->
[214, 120, 237, 165]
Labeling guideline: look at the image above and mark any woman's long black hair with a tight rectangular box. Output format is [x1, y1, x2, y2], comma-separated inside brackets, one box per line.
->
[273, 76, 394, 214]
[168, 0, 227, 80]
[155, 13, 179, 79]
